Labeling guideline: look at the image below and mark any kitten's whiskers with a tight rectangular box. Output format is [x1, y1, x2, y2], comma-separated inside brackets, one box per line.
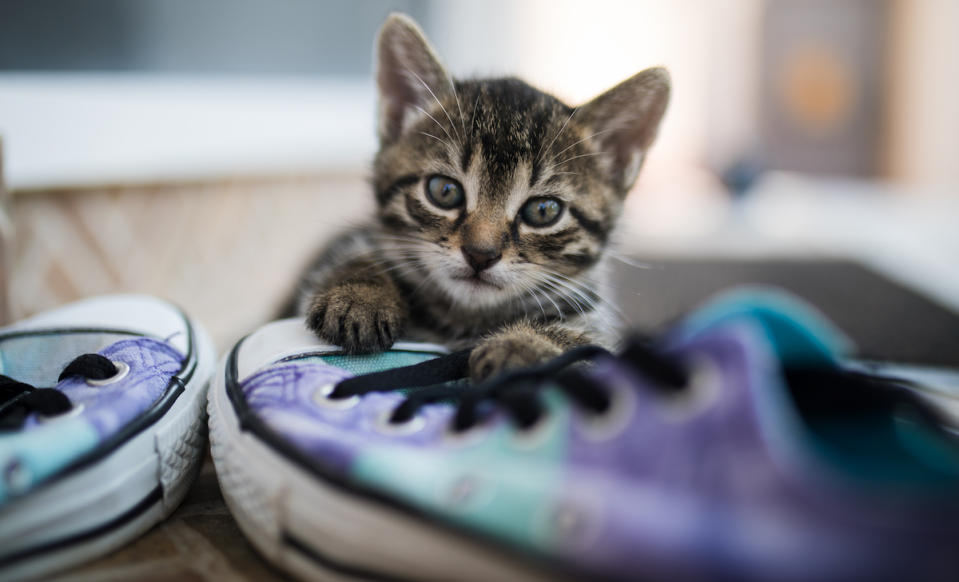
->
[414, 105, 458, 149]
[544, 151, 605, 173]
[536, 107, 578, 166]
[447, 78, 468, 139]
[542, 271, 599, 309]
[545, 269, 627, 325]
[468, 92, 481, 133]
[543, 128, 616, 166]
[531, 273, 587, 319]
[535, 281, 566, 319]
[516, 278, 547, 321]
[405, 68, 462, 144]
[607, 251, 653, 270]
[418, 131, 453, 149]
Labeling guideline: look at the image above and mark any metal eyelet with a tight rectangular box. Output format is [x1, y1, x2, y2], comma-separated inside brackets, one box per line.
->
[577, 382, 636, 442]
[37, 402, 86, 424]
[657, 355, 721, 423]
[85, 361, 130, 387]
[4, 458, 32, 494]
[312, 383, 360, 410]
[511, 411, 557, 451]
[442, 419, 492, 448]
[373, 409, 426, 436]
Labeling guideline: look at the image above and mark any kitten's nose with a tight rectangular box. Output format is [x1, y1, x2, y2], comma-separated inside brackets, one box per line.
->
[461, 245, 502, 273]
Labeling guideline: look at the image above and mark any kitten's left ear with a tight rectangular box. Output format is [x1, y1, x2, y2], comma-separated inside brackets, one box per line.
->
[577, 67, 670, 193]
[375, 13, 453, 146]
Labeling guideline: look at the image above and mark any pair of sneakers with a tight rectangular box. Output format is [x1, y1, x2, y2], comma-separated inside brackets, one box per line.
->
[3, 290, 959, 581]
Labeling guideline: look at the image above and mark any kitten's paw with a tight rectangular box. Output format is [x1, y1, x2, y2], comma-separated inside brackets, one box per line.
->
[469, 331, 562, 382]
[306, 283, 406, 353]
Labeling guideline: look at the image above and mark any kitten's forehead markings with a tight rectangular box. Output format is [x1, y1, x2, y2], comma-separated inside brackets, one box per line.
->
[443, 142, 460, 169]
[505, 163, 533, 217]
[463, 142, 483, 214]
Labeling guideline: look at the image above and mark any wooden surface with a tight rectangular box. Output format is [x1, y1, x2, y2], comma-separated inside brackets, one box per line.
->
[5, 174, 372, 352]
[52, 452, 290, 582]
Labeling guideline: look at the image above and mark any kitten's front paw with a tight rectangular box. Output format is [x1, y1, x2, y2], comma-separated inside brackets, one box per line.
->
[469, 330, 562, 382]
[306, 283, 406, 353]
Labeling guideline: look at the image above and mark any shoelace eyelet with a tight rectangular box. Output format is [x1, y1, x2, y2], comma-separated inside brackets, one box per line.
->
[85, 361, 130, 387]
[374, 410, 426, 436]
[37, 402, 86, 424]
[510, 410, 557, 450]
[657, 355, 721, 423]
[577, 382, 636, 442]
[313, 384, 360, 410]
[442, 419, 493, 448]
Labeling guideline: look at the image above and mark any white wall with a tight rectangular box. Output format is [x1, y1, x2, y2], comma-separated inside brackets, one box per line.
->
[885, 0, 959, 186]
[0, 76, 375, 189]
[2, 1, 955, 191]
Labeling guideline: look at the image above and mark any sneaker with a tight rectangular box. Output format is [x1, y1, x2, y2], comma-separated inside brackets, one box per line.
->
[208, 289, 959, 582]
[0, 295, 215, 579]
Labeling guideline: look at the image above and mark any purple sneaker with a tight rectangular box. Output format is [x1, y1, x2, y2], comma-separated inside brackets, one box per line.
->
[0, 295, 215, 579]
[209, 289, 959, 582]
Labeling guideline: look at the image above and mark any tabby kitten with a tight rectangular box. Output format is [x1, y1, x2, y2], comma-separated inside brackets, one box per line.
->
[297, 13, 669, 381]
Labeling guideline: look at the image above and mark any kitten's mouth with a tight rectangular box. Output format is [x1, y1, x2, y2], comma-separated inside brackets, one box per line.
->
[452, 274, 501, 290]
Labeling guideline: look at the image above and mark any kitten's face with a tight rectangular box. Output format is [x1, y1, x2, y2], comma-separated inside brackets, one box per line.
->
[374, 80, 618, 308]
[371, 15, 669, 311]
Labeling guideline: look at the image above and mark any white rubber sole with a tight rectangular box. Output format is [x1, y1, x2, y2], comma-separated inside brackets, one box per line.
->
[208, 345, 561, 582]
[0, 321, 216, 581]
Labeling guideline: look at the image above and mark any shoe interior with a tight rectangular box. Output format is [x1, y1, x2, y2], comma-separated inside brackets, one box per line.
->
[784, 367, 959, 490]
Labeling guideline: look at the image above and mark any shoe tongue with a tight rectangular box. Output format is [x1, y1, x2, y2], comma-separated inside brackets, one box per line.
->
[673, 288, 959, 489]
[674, 287, 852, 369]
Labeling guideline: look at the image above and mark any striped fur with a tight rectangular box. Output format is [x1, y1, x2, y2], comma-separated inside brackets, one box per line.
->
[296, 14, 669, 379]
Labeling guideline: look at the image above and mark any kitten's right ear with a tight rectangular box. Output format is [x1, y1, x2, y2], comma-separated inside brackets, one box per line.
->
[577, 67, 671, 193]
[375, 13, 452, 146]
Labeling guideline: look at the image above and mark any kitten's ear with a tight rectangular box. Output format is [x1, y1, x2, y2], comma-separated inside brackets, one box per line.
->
[577, 67, 670, 193]
[375, 13, 452, 145]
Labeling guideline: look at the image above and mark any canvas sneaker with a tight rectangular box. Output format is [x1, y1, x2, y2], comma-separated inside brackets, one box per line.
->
[0, 294, 215, 580]
[208, 289, 959, 582]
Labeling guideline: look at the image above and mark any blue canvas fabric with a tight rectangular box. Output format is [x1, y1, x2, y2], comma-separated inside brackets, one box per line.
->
[0, 337, 184, 503]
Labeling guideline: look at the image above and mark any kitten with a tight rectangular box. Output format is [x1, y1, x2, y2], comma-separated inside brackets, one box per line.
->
[296, 13, 669, 381]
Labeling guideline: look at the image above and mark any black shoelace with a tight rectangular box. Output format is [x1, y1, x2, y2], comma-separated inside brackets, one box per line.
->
[326, 336, 690, 433]
[323, 335, 954, 439]
[0, 354, 119, 430]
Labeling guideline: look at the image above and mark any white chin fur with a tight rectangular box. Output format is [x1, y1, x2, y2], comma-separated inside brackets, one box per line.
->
[448, 280, 510, 309]
[432, 267, 515, 310]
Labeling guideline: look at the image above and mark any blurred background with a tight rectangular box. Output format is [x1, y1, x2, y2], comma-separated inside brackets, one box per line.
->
[0, 0, 957, 350]
[2, 3, 958, 577]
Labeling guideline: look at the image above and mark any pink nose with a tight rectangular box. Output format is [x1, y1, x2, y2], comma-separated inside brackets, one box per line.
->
[461, 246, 501, 272]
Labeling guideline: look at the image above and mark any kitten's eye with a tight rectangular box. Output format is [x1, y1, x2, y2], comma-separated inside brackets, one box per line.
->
[425, 175, 465, 209]
[520, 197, 564, 227]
